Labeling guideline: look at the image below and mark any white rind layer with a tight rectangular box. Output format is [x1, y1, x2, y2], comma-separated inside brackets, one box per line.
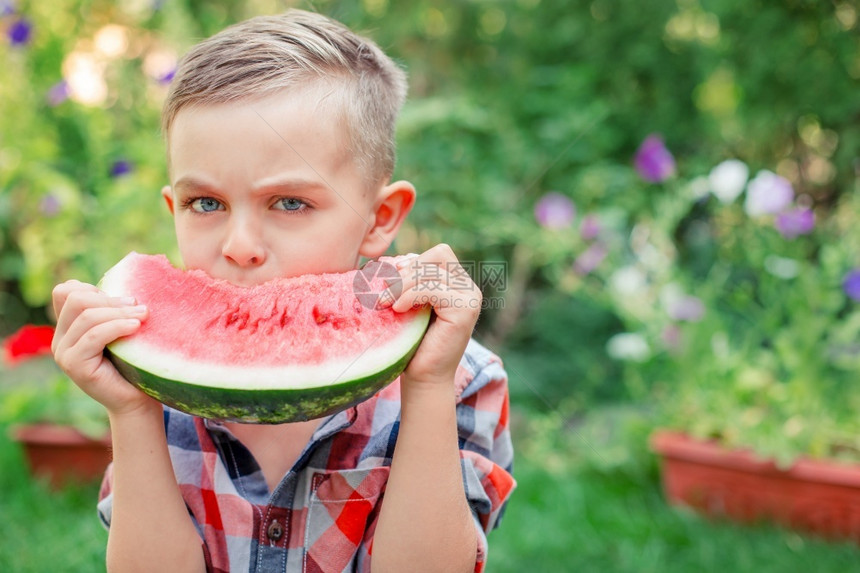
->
[100, 253, 430, 390]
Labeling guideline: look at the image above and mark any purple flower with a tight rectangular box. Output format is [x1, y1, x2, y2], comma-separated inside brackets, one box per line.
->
[843, 270, 860, 302]
[634, 134, 676, 183]
[579, 214, 601, 241]
[775, 207, 815, 239]
[667, 295, 705, 322]
[573, 243, 608, 275]
[7, 17, 32, 46]
[39, 193, 61, 216]
[1, 1, 15, 16]
[534, 192, 575, 229]
[157, 67, 176, 85]
[109, 159, 133, 178]
[46, 80, 69, 106]
[661, 324, 682, 351]
[744, 170, 794, 216]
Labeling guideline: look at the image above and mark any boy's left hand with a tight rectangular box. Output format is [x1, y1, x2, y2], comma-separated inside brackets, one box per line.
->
[386, 244, 482, 385]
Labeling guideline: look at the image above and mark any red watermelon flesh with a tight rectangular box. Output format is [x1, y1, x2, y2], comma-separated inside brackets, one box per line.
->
[114, 254, 416, 366]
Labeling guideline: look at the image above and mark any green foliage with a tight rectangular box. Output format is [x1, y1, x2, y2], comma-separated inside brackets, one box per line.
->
[0, 356, 109, 437]
[488, 407, 860, 572]
[598, 174, 860, 465]
[0, 421, 107, 571]
[1, 0, 859, 465]
[502, 290, 625, 411]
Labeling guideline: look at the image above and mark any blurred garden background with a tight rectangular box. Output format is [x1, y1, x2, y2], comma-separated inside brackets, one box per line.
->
[2, 0, 860, 570]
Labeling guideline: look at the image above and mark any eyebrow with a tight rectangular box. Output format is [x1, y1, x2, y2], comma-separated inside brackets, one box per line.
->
[173, 177, 215, 194]
[173, 176, 330, 195]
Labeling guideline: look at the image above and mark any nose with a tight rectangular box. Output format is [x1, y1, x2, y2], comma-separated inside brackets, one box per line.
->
[222, 216, 266, 267]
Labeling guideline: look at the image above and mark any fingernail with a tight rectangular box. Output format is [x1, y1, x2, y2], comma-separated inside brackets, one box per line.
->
[118, 296, 136, 305]
[131, 304, 147, 314]
[394, 253, 419, 270]
[376, 290, 396, 309]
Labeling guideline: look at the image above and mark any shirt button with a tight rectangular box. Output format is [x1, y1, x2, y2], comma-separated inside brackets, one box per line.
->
[267, 520, 284, 541]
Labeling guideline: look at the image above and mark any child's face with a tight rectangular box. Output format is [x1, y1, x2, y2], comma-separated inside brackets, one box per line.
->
[162, 89, 391, 286]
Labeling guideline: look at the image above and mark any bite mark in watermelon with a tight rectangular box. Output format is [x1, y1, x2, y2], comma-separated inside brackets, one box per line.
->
[99, 252, 430, 423]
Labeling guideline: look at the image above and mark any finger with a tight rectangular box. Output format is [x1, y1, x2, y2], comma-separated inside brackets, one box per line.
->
[380, 245, 477, 310]
[53, 284, 105, 353]
[52, 280, 101, 321]
[393, 257, 442, 296]
[55, 289, 139, 330]
[59, 304, 147, 352]
[391, 284, 479, 358]
[62, 289, 139, 315]
[53, 291, 141, 356]
[55, 316, 143, 380]
[400, 244, 474, 279]
[420, 243, 457, 263]
[390, 281, 482, 317]
[393, 244, 457, 274]
[54, 303, 146, 365]
[389, 261, 478, 306]
[390, 253, 419, 269]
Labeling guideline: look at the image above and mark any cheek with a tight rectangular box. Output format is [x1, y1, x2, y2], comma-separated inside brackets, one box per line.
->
[173, 217, 197, 246]
[275, 229, 364, 274]
[173, 217, 219, 264]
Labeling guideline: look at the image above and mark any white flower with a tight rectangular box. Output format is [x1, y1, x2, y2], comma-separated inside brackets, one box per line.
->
[764, 255, 800, 279]
[660, 283, 685, 309]
[711, 331, 730, 360]
[688, 176, 712, 201]
[744, 170, 794, 217]
[62, 51, 108, 106]
[606, 333, 651, 362]
[708, 159, 749, 204]
[94, 25, 129, 60]
[609, 266, 647, 297]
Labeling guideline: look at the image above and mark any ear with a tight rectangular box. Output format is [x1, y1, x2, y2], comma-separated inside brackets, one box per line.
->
[359, 180, 416, 259]
[161, 185, 175, 215]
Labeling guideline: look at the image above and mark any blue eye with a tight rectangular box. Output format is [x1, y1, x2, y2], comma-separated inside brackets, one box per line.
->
[275, 198, 307, 212]
[190, 197, 223, 213]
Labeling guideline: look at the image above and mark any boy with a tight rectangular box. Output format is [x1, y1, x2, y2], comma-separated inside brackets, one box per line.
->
[51, 9, 514, 573]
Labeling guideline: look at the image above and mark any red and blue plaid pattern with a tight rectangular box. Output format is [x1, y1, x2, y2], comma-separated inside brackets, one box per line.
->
[98, 339, 515, 572]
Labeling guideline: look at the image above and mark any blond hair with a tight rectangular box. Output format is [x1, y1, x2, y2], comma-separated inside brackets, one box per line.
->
[162, 9, 407, 185]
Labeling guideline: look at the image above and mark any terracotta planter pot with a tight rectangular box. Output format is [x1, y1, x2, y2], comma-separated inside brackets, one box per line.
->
[11, 423, 112, 490]
[650, 430, 860, 543]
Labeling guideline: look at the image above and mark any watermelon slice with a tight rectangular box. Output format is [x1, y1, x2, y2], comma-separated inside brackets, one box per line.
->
[99, 252, 430, 423]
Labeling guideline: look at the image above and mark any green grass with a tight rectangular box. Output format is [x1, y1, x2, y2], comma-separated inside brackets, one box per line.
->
[0, 424, 107, 572]
[487, 458, 860, 572]
[2, 408, 859, 572]
[486, 408, 860, 572]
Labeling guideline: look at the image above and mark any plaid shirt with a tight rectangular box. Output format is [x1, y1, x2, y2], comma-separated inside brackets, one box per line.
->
[98, 339, 515, 572]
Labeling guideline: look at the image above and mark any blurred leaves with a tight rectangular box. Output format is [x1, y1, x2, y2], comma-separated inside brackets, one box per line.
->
[2, 0, 860, 462]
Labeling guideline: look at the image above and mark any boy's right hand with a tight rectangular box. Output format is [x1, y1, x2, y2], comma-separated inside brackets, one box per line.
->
[52, 280, 159, 417]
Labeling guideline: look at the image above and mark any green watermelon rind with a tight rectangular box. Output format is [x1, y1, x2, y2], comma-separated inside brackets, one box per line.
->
[106, 325, 426, 424]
